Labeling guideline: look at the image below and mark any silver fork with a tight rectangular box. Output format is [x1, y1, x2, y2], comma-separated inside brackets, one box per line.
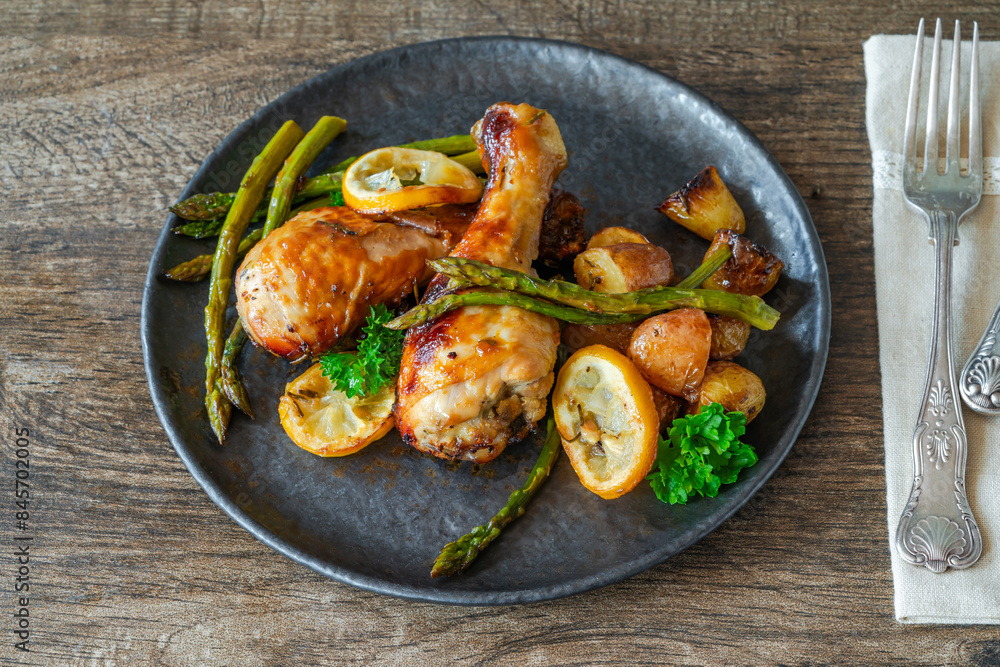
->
[896, 18, 983, 573]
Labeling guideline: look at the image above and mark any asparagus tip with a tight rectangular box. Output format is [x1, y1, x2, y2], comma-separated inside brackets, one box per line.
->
[206, 393, 231, 445]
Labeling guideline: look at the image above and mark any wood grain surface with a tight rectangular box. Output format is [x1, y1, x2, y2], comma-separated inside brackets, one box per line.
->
[3, 1, 1000, 664]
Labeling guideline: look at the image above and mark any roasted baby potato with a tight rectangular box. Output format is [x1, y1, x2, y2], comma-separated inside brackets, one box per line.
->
[689, 360, 765, 423]
[562, 322, 640, 356]
[573, 243, 673, 293]
[702, 229, 783, 297]
[628, 308, 711, 401]
[658, 166, 745, 240]
[708, 314, 750, 360]
[586, 226, 650, 249]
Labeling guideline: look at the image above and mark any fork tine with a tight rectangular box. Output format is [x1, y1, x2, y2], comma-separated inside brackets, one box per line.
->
[946, 21, 962, 172]
[924, 18, 943, 174]
[904, 18, 925, 165]
[969, 21, 982, 178]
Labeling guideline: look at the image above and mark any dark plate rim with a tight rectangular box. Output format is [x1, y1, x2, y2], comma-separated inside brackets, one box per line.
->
[141, 35, 831, 606]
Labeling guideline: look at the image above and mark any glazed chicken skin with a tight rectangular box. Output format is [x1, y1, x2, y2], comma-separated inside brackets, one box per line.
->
[236, 206, 468, 361]
[395, 102, 568, 462]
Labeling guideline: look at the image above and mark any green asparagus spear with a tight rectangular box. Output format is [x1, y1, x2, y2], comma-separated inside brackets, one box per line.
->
[422, 258, 778, 329]
[204, 120, 305, 443]
[164, 196, 332, 282]
[206, 379, 232, 442]
[163, 248, 217, 282]
[293, 171, 343, 202]
[387, 289, 645, 330]
[165, 228, 263, 282]
[264, 116, 346, 238]
[173, 217, 225, 239]
[174, 209, 269, 238]
[170, 135, 477, 221]
[446, 149, 485, 175]
[170, 192, 237, 222]
[431, 416, 561, 578]
[400, 134, 477, 157]
[220, 320, 253, 418]
[675, 245, 732, 289]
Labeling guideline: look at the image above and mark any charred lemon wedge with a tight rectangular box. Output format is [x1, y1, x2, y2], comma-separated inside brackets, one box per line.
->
[278, 361, 395, 457]
[342, 147, 483, 215]
[552, 344, 659, 499]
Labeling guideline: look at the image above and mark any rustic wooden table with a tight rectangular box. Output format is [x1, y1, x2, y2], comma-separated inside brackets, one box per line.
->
[3, 1, 999, 664]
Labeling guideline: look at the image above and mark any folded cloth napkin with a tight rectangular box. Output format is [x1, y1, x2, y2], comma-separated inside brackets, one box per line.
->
[866, 33, 1000, 624]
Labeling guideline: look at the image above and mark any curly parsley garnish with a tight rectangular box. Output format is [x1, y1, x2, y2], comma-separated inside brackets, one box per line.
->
[647, 403, 758, 505]
[319, 304, 405, 398]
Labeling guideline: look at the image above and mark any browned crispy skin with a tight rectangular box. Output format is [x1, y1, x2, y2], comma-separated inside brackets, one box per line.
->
[235, 207, 467, 361]
[395, 103, 567, 462]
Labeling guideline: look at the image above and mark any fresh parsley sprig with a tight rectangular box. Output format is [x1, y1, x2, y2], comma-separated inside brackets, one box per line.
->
[319, 304, 405, 398]
[647, 403, 758, 505]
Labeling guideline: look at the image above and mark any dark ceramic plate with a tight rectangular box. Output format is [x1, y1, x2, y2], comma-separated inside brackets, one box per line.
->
[142, 37, 830, 605]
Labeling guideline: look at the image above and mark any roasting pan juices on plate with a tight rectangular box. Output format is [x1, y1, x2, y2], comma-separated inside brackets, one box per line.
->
[142, 37, 829, 604]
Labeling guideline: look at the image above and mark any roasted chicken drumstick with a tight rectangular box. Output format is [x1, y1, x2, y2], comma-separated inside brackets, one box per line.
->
[395, 102, 568, 462]
[235, 206, 471, 361]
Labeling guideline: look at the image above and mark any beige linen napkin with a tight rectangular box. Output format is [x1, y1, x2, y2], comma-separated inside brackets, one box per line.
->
[866, 33, 1000, 624]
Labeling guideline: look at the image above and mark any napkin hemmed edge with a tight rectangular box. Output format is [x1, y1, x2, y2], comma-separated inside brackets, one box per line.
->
[897, 614, 1000, 625]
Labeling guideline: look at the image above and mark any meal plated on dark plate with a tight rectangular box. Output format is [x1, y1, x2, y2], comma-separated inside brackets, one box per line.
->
[142, 36, 830, 605]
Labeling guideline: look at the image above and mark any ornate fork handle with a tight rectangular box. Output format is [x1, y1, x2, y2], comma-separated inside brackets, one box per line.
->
[896, 210, 982, 572]
[960, 300, 1000, 414]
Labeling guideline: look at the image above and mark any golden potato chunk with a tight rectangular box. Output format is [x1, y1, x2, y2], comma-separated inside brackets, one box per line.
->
[628, 308, 711, 401]
[562, 322, 640, 356]
[573, 243, 673, 293]
[689, 360, 766, 423]
[708, 314, 751, 360]
[658, 166, 745, 240]
[586, 226, 650, 249]
[702, 229, 783, 296]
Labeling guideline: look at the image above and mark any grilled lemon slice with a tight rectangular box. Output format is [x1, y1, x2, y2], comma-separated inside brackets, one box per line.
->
[342, 147, 482, 215]
[552, 345, 659, 499]
[278, 361, 395, 457]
